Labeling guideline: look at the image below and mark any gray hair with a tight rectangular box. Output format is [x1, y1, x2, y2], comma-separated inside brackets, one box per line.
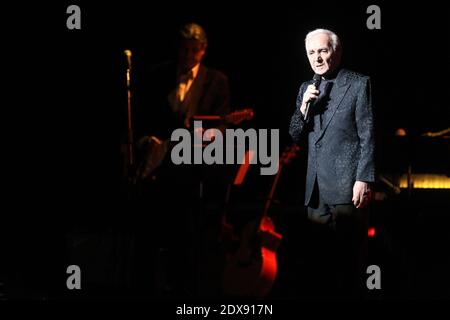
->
[305, 28, 341, 52]
[180, 23, 208, 46]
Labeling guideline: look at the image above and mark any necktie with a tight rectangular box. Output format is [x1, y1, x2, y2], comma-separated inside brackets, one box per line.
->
[317, 80, 332, 129]
[178, 71, 193, 102]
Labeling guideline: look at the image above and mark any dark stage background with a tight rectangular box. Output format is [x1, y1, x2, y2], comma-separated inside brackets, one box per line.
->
[3, 1, 449, 302]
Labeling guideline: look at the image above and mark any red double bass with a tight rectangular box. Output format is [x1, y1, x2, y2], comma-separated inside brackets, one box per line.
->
[221, 144, 300, 298]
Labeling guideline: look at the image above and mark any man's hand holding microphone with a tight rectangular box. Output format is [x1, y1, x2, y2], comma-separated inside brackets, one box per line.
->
[300, 74, 321, 121]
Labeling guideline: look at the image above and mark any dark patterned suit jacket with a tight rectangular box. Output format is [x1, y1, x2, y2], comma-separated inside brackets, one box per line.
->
[289, 68, 375, 205]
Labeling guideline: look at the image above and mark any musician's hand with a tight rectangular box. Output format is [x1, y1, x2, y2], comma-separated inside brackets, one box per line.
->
[352, 181, 372, 209]
[300, 84, 320, 115]
[184, 116, 191, 128]
[194, 126, 204, 141]
[203, 129, 216, 141]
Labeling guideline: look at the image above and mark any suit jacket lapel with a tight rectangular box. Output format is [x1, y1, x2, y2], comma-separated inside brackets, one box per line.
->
[183, 65, 207, 118]
[316, 69, 350, 143]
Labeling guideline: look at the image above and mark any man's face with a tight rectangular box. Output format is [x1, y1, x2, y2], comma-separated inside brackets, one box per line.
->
[305, 33, 340, 76]
[178, 39, 206, 72]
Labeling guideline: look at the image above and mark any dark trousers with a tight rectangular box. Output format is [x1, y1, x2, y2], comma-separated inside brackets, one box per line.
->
[305, 182, 368, 299]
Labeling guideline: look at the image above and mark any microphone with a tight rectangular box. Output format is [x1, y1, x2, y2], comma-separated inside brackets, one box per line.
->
[304, 73, 321, 122]
[124, 49, 132, 70]
[124, 49, 132, 87]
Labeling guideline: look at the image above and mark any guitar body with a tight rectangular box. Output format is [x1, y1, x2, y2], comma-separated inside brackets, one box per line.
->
[134, 109, 254, 183]
[221, 216, 282, 298]
[135, 136, 170, 182]
[220, 144, 298, 298]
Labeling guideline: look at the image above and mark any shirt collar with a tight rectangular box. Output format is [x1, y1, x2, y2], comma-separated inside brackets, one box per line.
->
[180, 63, 200, 81]
[190, 63, 200, 79]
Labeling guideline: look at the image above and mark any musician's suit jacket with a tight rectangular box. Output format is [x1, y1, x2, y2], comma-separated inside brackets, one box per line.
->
[135, 61, 230, 140]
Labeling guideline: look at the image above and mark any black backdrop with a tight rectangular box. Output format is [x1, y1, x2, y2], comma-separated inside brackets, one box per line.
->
[4, 1, 449, 301]
[45, 1, 449, 222]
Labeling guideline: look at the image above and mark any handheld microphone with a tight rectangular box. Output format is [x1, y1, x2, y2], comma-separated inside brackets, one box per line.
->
[304, 73, 321, 122]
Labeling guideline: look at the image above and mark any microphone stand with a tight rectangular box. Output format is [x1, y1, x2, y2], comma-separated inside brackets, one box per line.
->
[124, 50, 135, 186]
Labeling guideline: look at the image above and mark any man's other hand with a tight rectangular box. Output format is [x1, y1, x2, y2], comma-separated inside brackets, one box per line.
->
[352, 181, 371, 209]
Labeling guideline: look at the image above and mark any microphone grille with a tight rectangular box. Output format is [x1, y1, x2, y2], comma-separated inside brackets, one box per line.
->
[312, 73, 321, 86]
